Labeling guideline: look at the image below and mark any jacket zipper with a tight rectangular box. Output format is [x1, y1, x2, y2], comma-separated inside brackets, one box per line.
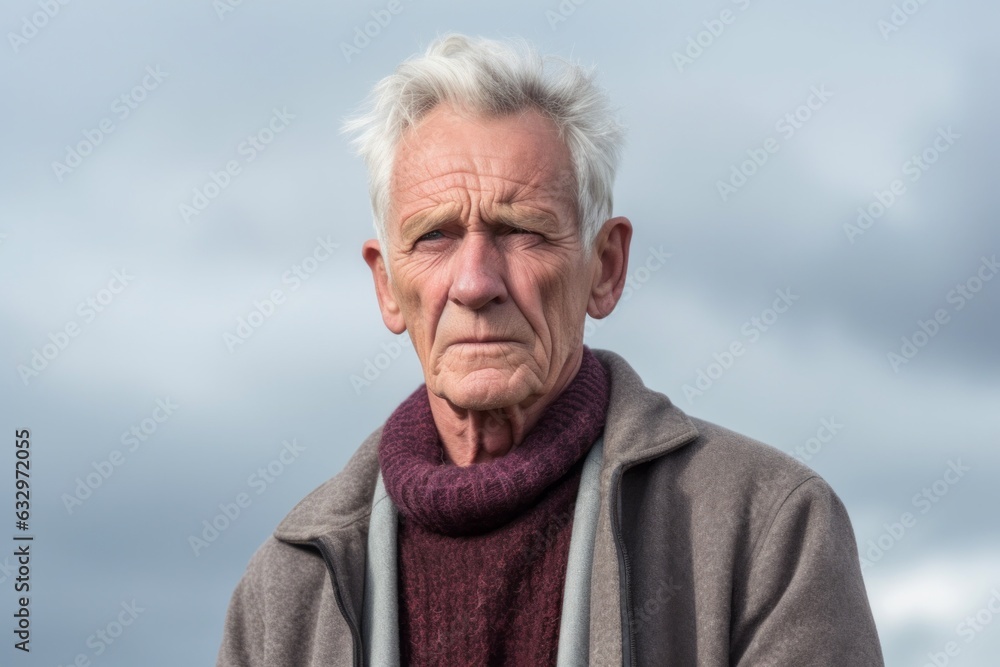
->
[611, 465, 636, 667]
[610, 434, 699, 667]
[311, 538, 365, 667]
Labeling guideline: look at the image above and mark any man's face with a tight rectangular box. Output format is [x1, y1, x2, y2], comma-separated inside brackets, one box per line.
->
[364, 104, 605, 412]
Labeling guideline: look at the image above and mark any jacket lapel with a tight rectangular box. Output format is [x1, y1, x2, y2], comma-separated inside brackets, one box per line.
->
[588, 349, 699, 665]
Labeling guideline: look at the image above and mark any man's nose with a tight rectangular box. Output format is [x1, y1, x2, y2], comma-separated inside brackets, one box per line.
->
[448, 232, 508, 310]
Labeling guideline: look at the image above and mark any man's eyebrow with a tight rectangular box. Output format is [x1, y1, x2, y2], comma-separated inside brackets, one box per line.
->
[400, 206, 460, 241]
[401, 204, 561, 239]
[487, 205, 560, 232]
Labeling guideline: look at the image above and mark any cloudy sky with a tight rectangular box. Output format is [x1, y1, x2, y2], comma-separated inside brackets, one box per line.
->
[2, 0, 998, 664]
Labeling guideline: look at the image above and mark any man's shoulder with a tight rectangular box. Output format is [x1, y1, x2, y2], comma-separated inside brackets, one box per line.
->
[682, 415, 819, 492]
[593, 347, 831, 506]
[611, 374, 853, 569]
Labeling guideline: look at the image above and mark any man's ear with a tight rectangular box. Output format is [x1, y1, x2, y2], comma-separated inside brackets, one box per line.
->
[362, 239, 407, 334]
[587, 216, 633, 319]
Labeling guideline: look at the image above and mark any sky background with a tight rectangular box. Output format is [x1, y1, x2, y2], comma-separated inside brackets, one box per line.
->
[1, 0, 998, 665]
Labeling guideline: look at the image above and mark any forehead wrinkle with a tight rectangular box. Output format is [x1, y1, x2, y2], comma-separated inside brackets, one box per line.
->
[394, 166, 563, 218]
[396, 160, 543, 194]
[396, 169, 486, 200]
[390, 125, 577, 235]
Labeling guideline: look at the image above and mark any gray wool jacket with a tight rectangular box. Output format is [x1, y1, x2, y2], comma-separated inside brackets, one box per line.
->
[217, 348, 885, 666]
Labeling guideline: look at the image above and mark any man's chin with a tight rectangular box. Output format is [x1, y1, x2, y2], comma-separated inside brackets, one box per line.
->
[430, 367, 536, 412]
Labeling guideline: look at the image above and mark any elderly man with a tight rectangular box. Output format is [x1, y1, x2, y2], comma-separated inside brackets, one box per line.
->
[217, 34, 884, 666]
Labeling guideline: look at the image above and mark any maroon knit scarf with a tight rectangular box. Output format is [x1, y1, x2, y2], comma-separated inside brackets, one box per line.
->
[378, 346, 610, 536]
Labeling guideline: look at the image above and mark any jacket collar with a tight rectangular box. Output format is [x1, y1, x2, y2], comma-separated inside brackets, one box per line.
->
[591, 348, 699, 468]
[273, 347, 699, 544]
[273, 424, 382, 543]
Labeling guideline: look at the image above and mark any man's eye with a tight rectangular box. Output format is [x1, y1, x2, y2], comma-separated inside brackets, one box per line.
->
[417, 230, 444, 242]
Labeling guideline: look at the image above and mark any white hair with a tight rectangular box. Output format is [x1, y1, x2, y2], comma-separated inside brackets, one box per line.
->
[342, 33, 626, 261]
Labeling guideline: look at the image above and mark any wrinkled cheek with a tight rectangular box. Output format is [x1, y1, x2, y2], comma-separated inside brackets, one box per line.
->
[399, 295, 427, 344]
[548, 284, 588, 348]
[396, 290, 440, 368]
